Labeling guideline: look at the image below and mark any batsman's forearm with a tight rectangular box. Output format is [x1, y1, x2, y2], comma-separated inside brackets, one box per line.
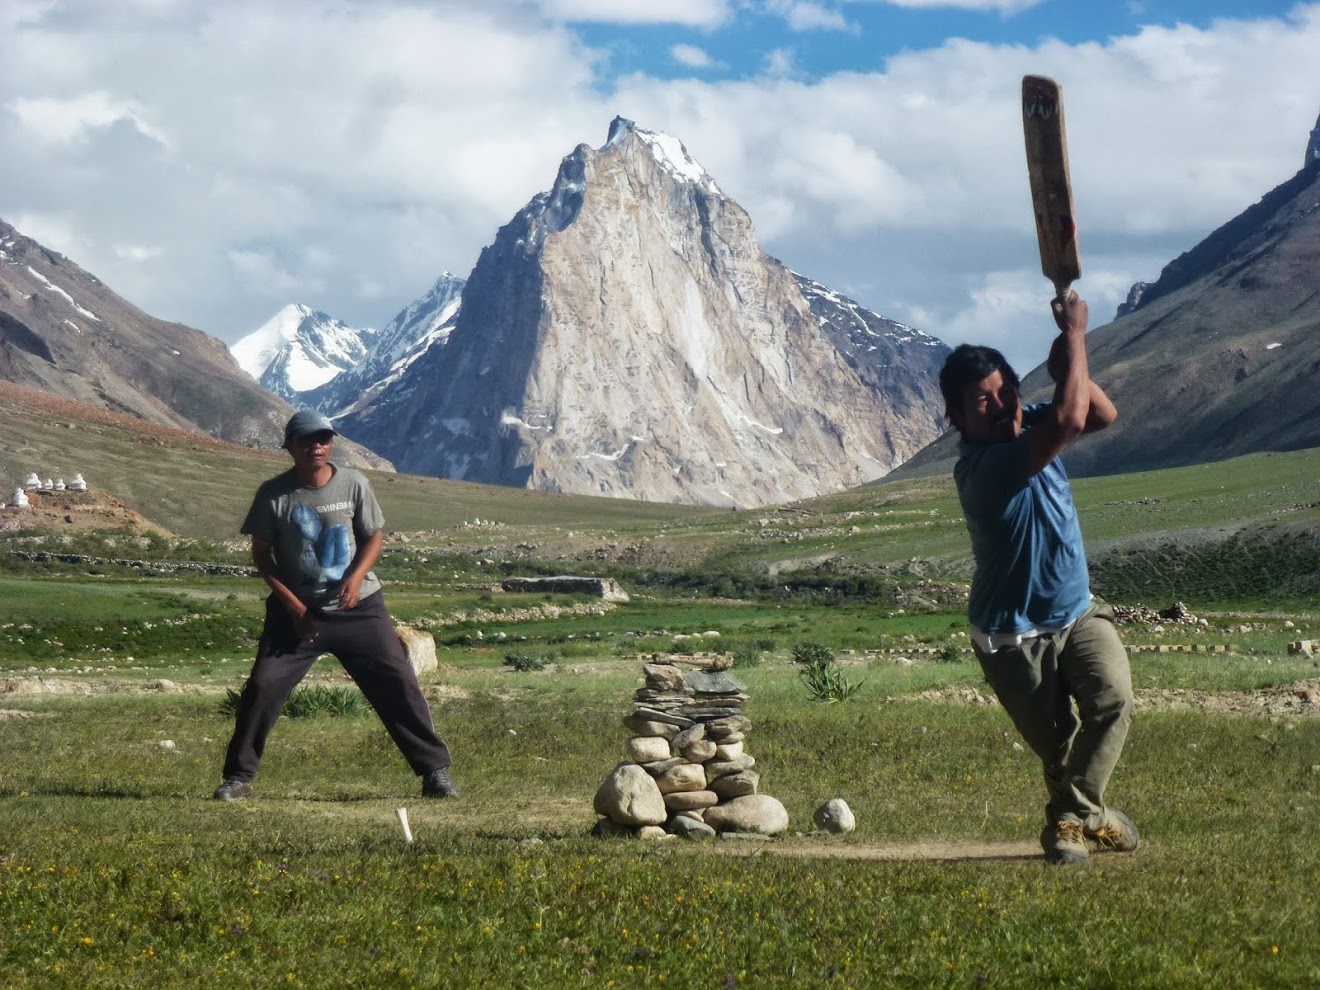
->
[1050, 331, 1091, 435]
[1084, 381, 1118, 432]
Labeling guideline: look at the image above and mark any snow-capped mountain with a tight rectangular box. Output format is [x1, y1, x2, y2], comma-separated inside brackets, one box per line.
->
[230, 304, 377, 402]
[793, 272, 948, 422]
[332, 117, 950, 506]
[303, 273, 465, 417]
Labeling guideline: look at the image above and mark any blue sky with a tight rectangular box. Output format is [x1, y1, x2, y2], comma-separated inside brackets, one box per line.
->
[2, 0, 1319, 373]
[576, 1, 1309, 81]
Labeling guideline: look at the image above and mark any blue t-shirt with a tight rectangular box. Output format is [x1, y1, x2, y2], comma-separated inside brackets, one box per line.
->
[954, 404, 1091, 634]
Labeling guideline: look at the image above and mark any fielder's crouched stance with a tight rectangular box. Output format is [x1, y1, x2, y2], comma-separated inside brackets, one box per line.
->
[940, 294, 1137, 864]
[213, 410, 457, 802]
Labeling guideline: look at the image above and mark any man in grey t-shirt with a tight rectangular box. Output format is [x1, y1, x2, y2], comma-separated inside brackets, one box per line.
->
[213, 410, 458, 802]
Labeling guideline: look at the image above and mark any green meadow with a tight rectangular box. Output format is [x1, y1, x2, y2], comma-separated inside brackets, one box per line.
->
[1, 440, 1318, 988]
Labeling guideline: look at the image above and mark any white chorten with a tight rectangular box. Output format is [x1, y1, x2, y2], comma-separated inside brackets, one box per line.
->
[69, 473, 87, 491]
[55, 478, 66, 490]
[23, 473, 40, 490]
[10, 488, 29, 508]
[43, 478, 53, 490]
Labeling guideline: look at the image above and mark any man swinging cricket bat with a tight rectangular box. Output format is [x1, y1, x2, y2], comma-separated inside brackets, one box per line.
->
[936, 75, 1140, 864]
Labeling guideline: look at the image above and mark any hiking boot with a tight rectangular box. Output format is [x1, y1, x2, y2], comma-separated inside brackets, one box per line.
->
[1040, 819, 1089, 864]
[422, 766, 459, 799]
[213, 779, 253, 802]
[1086, 809, 1140, 853]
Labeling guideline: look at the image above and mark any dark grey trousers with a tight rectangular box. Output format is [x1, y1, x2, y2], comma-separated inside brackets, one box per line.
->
[221, 591, 451, 783]
[973, 599, 1134, 829]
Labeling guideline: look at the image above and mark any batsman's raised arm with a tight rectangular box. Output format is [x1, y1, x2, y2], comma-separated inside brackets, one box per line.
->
[1028, 293, 1114, 474]
[1046, 295, 1117, 434]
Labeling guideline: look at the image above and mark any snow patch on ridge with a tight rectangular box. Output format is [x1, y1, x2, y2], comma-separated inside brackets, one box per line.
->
[741, 416, 784, 436]
[27, 266, 98, 320]
[502, 413, 552, 432]
[636, 130, 720, 194]
[608, 116, 720, 195]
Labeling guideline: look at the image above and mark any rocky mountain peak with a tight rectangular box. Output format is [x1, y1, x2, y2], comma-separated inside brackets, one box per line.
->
[604, 116, 721, 194]
[1307, 109, 1320, 166]
[230, 304, 376, 401]
[299, 271, 467, 419]
[331, 119, 949, 506]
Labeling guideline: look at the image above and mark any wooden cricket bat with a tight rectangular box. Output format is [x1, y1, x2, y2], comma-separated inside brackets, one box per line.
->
[1022, 75, 1079, 300]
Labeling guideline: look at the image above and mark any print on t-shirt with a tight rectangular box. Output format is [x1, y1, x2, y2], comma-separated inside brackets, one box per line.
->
[291, 504, 351, 599]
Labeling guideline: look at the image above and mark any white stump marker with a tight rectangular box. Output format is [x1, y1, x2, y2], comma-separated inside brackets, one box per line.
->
[396, 806, 414, 843]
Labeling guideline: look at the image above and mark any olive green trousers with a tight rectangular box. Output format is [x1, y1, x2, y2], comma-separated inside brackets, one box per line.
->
[973, 599, 1134, 829]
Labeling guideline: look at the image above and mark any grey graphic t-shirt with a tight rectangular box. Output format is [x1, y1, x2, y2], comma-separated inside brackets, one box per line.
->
[241, 464, 384, 609]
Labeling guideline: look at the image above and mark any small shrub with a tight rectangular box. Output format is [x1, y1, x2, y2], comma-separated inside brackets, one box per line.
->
[732, 648, 763, 669]
[283, 685, 370, 718]
[937, 643, 965, 664]
[799, 659, 864, 703]
[218, 688, 242, 718]
[751, 637, 777, 652]
[504, 651, 552, 672]
[791, 641, 834, 666]
[219, 685, 370, 719]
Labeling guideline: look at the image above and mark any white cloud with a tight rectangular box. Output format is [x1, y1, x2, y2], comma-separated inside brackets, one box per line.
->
[537, 0, 730, 26]
[857, 0, 1044, 12]
[227, 247, 304, 297]
[0, 0, 59, 31]
[762, 47, 798, 76]
[8, 92, 171, 148]
[671, 43, 715, 68]
[114, 244, 163, 262]
[767, 1, 856, 32]
[0, 0, 1317, 385]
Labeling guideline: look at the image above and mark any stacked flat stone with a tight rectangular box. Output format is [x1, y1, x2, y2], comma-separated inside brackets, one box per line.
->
[592, 657, 788, 839]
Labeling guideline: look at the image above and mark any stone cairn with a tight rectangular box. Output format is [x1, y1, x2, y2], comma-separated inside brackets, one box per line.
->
[592, 656, 788, 840]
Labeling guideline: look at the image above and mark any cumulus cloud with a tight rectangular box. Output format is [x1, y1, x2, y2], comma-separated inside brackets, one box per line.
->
[0, 0, 1317, 378]
[761, 47, 799, 76]
[671, 44, 716, 68]
[536, 0, 730, 27]
[767, 1, 856, 32]
[9, 92, 171, 148]
[114, 244, 163, 263]
[857, 0, 1045, 11]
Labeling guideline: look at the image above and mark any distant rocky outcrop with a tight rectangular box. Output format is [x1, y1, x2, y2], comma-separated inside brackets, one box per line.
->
[501, 575, 629, 600]
[1114, 281, 1151, 319]
[334, 118, 949, 506]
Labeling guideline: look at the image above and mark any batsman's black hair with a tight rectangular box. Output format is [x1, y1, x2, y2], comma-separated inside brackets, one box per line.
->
[939, 344, 1020, 430]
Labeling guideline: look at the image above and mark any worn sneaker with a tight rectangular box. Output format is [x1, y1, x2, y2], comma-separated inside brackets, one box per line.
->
[1086, 809, 1140, 853]
[422, 767, 459, 799]
[212, 779, 253, 802]
[1041, 819, 1089, 864]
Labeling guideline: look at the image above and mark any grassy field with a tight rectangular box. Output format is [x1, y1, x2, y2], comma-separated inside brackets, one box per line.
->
[2, 664, 1318, 988]
[3, 394, 1319, 987]
[2, 562, 1318, 988]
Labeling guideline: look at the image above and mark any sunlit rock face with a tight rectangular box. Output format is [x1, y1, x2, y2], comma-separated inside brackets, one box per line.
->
[337, 118, 949, 506]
